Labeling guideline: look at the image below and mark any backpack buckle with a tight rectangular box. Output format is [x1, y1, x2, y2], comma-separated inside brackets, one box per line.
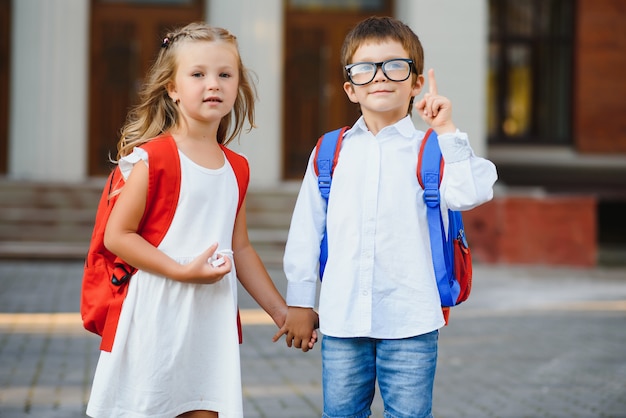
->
[458, 228, 469, 248]
[317, 159, 332, 199]
[422, 170, 440, 208]
[111, 264, 133, 286]
[423, 187, 440, 208]
[318, 176, 331, 198]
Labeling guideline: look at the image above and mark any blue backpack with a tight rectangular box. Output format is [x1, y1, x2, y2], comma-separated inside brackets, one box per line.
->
[313, 127, 472, 308]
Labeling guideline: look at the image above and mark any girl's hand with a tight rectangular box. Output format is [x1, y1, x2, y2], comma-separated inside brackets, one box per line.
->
[308, 329, 319, 350]
[415, 69, 456, 134]
[178, 242, 232, 284]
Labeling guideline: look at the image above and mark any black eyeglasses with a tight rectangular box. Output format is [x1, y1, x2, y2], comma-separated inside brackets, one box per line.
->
[345, 58, 414, 86]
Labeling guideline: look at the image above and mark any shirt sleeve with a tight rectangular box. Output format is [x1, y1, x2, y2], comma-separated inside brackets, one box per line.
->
[283, 149, 326, 308]
[118, 147, 149, 181]
[437, 130, 498, 211]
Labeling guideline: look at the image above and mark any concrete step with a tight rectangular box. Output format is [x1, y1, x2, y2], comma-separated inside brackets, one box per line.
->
[0, 179, 298, 266]
[3, 179, 624, 267]
[0, 179, 103, 247]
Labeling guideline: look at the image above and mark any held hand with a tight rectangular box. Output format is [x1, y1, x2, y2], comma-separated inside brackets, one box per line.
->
[415, 69, 456, 134]
[308, 329, 319, 350]
[180, 243, 232, 284]
[273, 307, 319, 352]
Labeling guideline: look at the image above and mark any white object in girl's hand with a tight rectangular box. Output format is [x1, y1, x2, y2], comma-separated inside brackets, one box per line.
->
[211, 257, 226, 267]
[208, 249, 234, 267]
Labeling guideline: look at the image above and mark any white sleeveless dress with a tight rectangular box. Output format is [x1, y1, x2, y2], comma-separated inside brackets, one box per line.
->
[87, 147, 244, 418]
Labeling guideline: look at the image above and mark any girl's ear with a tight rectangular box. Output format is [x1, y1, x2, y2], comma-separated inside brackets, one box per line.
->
[343, 81, 359, 104]
[166, 82, 178, 102]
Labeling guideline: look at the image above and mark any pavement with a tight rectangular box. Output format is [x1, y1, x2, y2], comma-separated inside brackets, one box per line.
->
[1, 260, 626, 418]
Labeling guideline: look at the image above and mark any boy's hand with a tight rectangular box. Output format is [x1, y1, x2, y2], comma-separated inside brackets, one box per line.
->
[415, 69, 456, 134]
[273, 307, 319, 352]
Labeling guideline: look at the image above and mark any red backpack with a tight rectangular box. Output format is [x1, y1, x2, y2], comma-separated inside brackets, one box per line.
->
[81, 134, 249, 352]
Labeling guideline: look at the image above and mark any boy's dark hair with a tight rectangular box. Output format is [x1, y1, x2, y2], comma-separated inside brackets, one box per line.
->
[340, 16, 424, 82]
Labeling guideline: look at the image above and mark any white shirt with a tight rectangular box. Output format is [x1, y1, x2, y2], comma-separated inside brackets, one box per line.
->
[284, 116, 497, 338]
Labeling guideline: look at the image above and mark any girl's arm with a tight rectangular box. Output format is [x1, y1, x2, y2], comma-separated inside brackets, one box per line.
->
[232, 198, 318, 351]
[232, 198, 287, 327]
[104, 160, 229, 284]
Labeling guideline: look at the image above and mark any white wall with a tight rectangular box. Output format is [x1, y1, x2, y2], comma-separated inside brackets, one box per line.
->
[397, 0, 489, 157]
[9, 0, 89, 181]
[207, 0, 284, 188]
[5, 0, 487, 184]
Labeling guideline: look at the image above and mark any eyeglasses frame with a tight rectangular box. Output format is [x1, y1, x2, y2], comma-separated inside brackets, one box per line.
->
[345, 58, 415, 86]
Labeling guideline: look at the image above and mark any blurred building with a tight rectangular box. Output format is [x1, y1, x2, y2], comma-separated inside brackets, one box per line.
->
[1, 0, 625, 265]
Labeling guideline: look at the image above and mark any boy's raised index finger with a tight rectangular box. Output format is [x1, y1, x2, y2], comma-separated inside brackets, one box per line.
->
[428, 68, 438, 95]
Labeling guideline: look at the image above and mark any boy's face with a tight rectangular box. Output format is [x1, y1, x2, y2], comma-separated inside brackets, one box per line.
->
[343, 39, 423, 124]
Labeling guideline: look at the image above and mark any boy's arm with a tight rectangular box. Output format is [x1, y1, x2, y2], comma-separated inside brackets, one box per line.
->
[415, 68, 498, 209]
[437, 131, 498, 210]
[283, 150, 326, 305]
[280, 150, 327, 350]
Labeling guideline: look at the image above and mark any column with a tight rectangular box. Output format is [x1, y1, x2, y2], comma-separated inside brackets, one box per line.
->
[397, 0, 489, 157]
[207, 0, 284, 188]
[9, 0, 89, 182]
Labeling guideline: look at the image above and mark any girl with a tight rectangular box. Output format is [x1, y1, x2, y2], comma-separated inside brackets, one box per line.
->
[86, 22, 317, 418]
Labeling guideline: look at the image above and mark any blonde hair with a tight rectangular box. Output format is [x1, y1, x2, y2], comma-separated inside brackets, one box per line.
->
[116, 22, 257, 159]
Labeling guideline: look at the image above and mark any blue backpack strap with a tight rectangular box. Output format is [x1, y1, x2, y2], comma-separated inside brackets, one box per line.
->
[314, 126, 349, 280]
[419, 129, 461, 307]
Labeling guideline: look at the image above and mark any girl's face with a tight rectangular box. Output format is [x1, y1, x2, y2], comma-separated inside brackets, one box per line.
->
[167, 40, 240, 128]
[343, 39, 423, 124]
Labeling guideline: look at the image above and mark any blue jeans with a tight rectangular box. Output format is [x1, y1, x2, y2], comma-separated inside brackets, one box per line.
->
[321, 331, 438, 418]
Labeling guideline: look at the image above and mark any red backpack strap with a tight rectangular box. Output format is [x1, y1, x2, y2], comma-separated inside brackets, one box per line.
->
[221, 145, 249, 213]
[99, 134, 181, 352]
[137, 134, 182, 244]
[109, 134, 181, 281]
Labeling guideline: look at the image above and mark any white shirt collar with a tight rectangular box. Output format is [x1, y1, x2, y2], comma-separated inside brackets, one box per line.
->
[347, 115, 416, 139]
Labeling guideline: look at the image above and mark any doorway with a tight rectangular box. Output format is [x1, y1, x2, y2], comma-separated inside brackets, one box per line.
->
[282, 0, 393, 179]
[88, 0, 203, 175]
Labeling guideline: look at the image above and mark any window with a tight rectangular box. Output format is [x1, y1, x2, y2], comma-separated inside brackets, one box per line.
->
[287, 0, 387, 11]
[488, 0, 575, 145]
[98, 0, 194, 4]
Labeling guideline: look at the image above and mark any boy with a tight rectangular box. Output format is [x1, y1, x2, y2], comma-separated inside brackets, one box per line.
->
[277, 16, 497, 418]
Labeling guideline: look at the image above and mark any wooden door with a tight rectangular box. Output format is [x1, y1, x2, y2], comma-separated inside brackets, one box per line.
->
[283, 2, 393, 179]
[0, 0, 10, 174]
[88, 0, 203, 175]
